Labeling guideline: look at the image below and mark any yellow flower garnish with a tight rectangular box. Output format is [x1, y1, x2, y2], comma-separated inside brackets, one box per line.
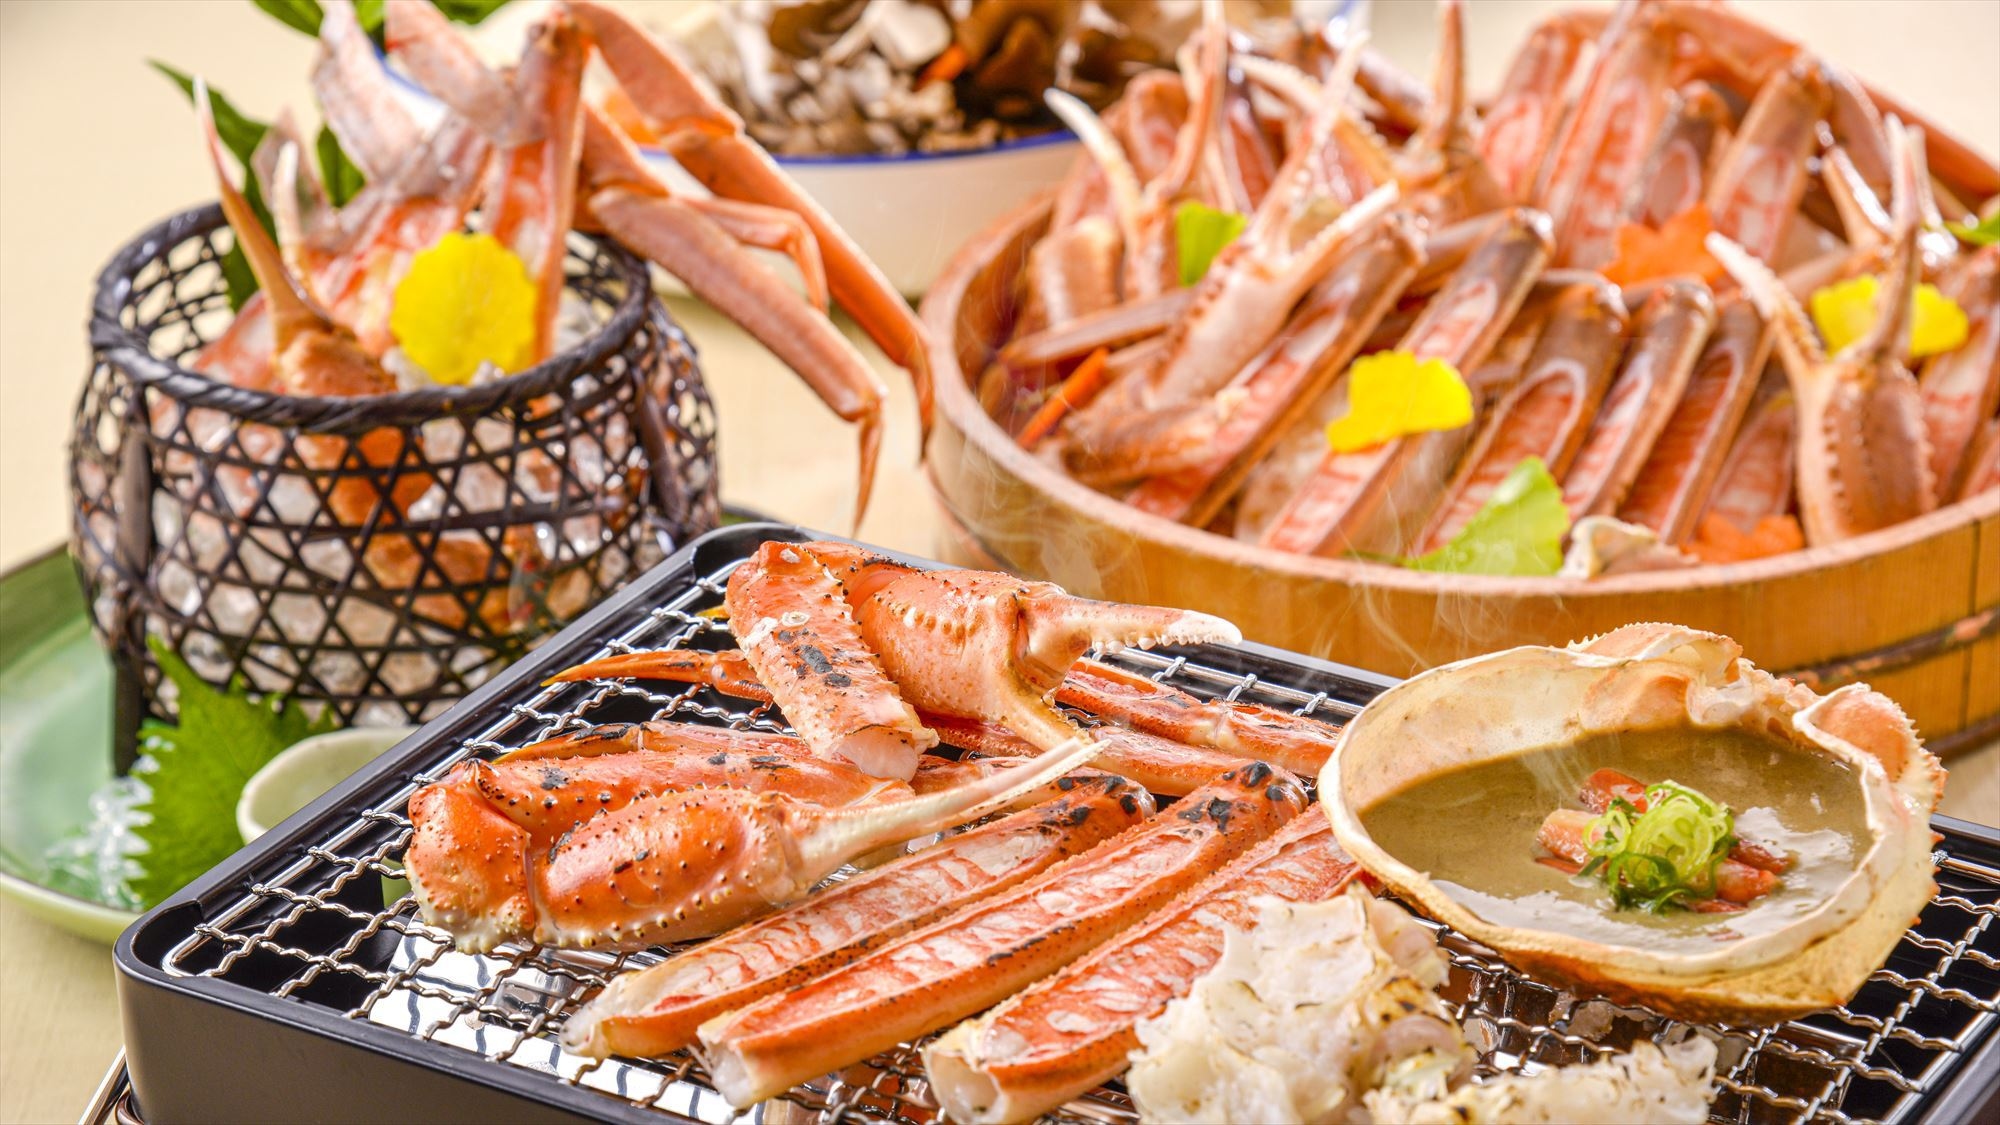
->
[1807, 275, 1969, 359]
[1324, 350, 1474, 454]
[390, 231, 538, 385]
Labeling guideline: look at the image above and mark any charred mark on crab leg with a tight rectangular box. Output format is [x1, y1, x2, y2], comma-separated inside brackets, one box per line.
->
[1618, 297, 1773, 543]
[693, 765, 1306, 1107]
[1562, 281, 1718, 520]
[1920, 248, 2000, 498]
[1254, 208, 1552, 557]
[923, 807, 1358, 1125]
[1699, 371, 1797, 536]
[1125, 216, 1425, 524]
[1705, 58, 1831, 265]
[560, 776, 1151, 1060]
[1415, 278, 1628, 552]
[725, 541, 934, 780]
[568, 0, 934, 426]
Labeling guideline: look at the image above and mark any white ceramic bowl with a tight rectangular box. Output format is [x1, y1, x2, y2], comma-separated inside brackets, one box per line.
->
[387, 1, 1079, 296]
[237, 726, 416, 844]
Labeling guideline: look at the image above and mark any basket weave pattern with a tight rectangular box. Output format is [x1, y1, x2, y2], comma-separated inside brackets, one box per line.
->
[72, 205, 719, 736]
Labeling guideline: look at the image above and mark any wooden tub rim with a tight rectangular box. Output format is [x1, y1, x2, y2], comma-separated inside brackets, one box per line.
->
[921, 195, 2000, 602]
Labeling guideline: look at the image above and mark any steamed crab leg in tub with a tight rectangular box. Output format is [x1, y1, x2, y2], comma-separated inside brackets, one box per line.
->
[983, 0, 1998, 575]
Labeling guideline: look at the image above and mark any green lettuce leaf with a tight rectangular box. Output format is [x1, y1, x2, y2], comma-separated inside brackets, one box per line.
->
[317, 125, 367, 207]
[431, 0, 512, 25]
[1174, 201, 1247, 287]
[1400, 456, 1570, 576]
[251, 0, 325, 34]
[129, 638, 337, 906]
[1947, 213, 2000, 247]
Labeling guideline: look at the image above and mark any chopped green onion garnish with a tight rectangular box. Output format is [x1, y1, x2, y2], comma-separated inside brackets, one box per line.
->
[1580, 781, 1736, 913]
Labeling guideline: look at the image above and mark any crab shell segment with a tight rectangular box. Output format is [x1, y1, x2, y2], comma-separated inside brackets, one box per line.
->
[1324, 622, 1942, 1025]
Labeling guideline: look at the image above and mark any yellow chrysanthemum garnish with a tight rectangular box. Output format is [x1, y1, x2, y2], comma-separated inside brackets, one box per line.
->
[1324, 350, 1474, 454]
[390, 231, 538, 386]
[1807, 275, 1969, 359]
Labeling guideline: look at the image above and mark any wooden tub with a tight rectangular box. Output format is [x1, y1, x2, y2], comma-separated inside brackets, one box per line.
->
[920, 198, 2000, 754]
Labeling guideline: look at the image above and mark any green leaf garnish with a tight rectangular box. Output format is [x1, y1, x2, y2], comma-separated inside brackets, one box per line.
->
[1400, 457, 1569, 576]
[1580, 781, 1735, 913]
[1174, 201, 1248, 287]
[317, 125, 366, 207]
[1947, 212, 2000, 247]
[430, 0, 513, 25]
[251, 0, 325, 34]
[129, 638, 337, 906]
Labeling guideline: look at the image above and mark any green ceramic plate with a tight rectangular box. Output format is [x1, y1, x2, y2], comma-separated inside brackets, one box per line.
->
[0, 548, 137, 943]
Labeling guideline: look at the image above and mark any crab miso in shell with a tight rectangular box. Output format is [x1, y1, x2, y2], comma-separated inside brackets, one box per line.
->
[1324, 623, 1944, 1025]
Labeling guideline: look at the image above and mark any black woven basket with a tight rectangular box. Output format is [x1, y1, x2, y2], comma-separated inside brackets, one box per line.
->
[72, 204, 720, 767]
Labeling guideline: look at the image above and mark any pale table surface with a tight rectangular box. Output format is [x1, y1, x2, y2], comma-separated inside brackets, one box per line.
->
[4, 2, 1999, 1122]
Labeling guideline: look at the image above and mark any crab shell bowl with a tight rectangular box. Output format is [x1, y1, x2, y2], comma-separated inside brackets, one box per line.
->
[1324, 622, 1945, 1025]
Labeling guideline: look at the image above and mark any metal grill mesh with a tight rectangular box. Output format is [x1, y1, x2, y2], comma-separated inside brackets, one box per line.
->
[156, 555, 2000, 1125]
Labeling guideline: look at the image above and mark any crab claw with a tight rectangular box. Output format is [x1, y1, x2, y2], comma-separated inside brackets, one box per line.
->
[855, 569, 1241, 753]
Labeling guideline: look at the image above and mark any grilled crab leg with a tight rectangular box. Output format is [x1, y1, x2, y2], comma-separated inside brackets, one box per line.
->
[694, 764, 1305, 1108]
[560, 776, 1151, 1059]
[569, 0, 933, 425]
[547, 646, 1337, 782]
[1251, 207, 1552, 556]
[406, 708, 1113, 952]
[923, 807, 1359, 1125]
[1561, 281, 1718, 520]
[490, 721, 912, 803]
[1708, 119, 1939, 544]
[1618, 296, 1772, 542]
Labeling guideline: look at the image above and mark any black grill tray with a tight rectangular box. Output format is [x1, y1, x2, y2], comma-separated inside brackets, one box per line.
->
[114, 523, 2000, 1124]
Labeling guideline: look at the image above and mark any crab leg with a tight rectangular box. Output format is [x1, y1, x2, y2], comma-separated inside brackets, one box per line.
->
[923, 807, 1358, 1124]
[1124, 215, 1425, 524]
[1705, 58, 1831, 265]
[1543, 13, 1677, 267]
[1699, 371, 1797, 535]
[1708, 120, 1938, 543]
[1395, 0, 1505, 224]
[1628, 84, 1733, 229]
[1416, 278, 1628, 551]
[560, 776, 1149, 1060]
[996, 290, 1193, 380]
[314, 0, 424, 179]
[1019, 220, 1123, 335]
[408, 708, 1115, 952]
[568, 0, 934, 423]
[1959, 418, 2000, 499]
[693, 765, 1306, 1107]
[1618, 296, 1773, 542]
[923, 718, 1253, 797]
[1562, 281, 1718, 519]
[725, 541, 934, 779]
[1920, 247, 2000, 498]
[483, 9, 586, 361]
[1479, 19, 1586, 205]
[549, 647, 1332, 782]
[1254, 208, 1552, 556]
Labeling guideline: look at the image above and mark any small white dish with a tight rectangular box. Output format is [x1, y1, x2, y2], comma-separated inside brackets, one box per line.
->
[237, 727, 416, 844]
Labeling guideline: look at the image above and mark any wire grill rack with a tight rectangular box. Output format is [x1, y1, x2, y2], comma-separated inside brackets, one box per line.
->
[115, 525, 2000, 1125]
